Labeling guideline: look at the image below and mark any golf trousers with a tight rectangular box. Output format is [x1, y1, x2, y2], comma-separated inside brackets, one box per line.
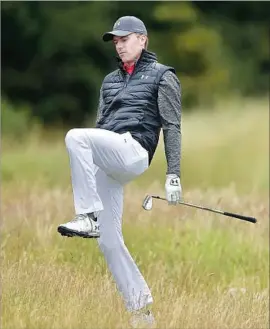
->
[65, 128, 153, 311]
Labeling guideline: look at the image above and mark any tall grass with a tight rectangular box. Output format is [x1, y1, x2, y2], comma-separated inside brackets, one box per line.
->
[1, 98, 269, 328]
[2, 97, 268, 194]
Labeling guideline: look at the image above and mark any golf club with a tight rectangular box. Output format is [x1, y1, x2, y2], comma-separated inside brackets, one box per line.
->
[142, 195, 257, 224]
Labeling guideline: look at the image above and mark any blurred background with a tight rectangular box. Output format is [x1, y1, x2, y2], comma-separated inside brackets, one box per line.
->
[1, 1, 269, 194]
[1, 1, 269, 129]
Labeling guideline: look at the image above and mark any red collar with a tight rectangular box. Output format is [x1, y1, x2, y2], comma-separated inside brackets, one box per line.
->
[123, 63, 135, 75]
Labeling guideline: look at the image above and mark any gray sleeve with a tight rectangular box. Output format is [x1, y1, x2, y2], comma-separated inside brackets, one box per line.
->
[158, 70, 182, 177]
[96, 86, 104, 125]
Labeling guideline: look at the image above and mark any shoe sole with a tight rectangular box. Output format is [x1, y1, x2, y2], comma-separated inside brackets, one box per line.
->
[57, 226, 100, 239]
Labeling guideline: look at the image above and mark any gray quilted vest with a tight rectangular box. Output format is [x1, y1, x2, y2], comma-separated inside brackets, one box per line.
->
[96, 50, 175, 164]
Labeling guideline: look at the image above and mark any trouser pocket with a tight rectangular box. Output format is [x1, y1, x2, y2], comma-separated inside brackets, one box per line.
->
[110, 132, 149, 184]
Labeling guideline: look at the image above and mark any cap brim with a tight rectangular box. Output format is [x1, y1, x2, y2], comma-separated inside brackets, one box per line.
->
[102, 30, 132, 42]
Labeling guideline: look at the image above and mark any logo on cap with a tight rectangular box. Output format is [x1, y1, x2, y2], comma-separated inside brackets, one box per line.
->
[115, 20, 121, 27]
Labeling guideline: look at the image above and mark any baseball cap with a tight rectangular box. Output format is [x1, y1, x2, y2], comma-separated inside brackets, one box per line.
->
[102, 16, 147, 42]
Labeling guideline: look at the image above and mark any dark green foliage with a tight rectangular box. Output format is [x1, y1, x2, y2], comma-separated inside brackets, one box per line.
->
[1, 1, 269, 126]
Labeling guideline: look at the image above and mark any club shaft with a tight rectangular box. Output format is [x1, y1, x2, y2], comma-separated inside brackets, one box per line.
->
[150, 195, 257, 224]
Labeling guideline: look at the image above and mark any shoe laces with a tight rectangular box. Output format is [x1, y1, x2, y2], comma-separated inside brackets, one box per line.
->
[71, 214, 88, 223]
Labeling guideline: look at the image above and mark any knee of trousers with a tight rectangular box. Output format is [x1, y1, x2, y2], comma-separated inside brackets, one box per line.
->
[65, 128, 87, 149]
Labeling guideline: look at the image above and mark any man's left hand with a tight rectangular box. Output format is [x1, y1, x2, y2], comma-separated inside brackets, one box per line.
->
[165, 174, 182, 205]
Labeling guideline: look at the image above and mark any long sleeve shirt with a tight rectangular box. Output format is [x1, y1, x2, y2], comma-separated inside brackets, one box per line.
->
[158, 70, 182, 177]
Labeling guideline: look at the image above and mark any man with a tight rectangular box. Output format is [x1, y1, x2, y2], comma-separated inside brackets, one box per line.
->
[57, 16, 182, 327]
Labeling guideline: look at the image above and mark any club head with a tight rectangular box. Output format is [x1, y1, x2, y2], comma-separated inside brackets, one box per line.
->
[142, 195, 153, 211]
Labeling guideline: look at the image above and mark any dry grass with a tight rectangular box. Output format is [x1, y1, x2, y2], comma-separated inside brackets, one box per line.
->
[1, 98, 269, 328]
[1, 182, 269, 329]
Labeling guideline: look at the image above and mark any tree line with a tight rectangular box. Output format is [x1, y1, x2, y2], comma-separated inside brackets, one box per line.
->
[1, 1, 269, 127]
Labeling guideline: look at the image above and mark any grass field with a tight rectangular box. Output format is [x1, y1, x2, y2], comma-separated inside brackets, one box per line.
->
[1, 98, 269, 328]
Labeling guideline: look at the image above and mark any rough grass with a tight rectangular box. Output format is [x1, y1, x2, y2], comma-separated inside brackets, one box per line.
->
[1, 98, 269, 328]
[1, 184, 269, 329]
[2, 98, 269, 194]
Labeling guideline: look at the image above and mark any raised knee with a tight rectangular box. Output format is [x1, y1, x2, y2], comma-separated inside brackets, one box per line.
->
[65, 129, 83, 148]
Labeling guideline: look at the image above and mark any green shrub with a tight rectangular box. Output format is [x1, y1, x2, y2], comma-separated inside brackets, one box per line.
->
[1, 100, 40, 141]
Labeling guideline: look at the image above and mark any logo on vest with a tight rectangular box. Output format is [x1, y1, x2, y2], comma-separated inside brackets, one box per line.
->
[140, 75, 149, 80]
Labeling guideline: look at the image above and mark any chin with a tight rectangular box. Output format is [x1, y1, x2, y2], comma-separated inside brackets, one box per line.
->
[125, 58, 134, 64]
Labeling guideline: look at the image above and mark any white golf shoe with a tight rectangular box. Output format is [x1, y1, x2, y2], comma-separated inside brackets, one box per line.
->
[57, 213, 100, 238]
[130, 309, 156, 328]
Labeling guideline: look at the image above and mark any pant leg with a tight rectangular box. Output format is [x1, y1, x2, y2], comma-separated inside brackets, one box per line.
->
[65, 128, 148, 214]
[95, 168, 153, 312]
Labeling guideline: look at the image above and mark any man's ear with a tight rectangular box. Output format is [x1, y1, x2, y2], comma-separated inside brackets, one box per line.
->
[140, 35, 147, 47]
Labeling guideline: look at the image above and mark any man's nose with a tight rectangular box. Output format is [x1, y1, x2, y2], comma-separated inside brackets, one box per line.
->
[116, 44, 122, 52]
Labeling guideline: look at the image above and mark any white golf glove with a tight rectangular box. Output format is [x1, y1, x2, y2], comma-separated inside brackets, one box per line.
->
[165, 174, 182, 205]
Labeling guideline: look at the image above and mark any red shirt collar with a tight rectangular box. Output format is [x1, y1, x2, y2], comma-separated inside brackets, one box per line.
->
[123, 63, 135, 75]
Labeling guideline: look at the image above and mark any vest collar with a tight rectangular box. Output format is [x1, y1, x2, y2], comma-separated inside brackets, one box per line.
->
[115, 49, 157, 73]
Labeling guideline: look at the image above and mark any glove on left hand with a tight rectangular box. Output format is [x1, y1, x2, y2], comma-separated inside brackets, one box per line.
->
[165, 174, 182, 205]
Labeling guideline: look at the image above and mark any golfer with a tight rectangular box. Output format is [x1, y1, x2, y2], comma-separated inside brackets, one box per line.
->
[58, 16, 182, 327]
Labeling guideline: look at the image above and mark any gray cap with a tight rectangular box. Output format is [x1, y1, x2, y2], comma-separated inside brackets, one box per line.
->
[102, 16, 147, 42]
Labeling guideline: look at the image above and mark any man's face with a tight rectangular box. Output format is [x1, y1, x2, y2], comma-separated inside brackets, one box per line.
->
[113, 33, 146, 64]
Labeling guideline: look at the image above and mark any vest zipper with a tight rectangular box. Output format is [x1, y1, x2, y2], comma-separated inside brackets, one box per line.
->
[123, 72, 131, 88]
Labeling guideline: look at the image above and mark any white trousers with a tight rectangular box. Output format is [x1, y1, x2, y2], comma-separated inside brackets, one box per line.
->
[65, 128, 153, 311]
